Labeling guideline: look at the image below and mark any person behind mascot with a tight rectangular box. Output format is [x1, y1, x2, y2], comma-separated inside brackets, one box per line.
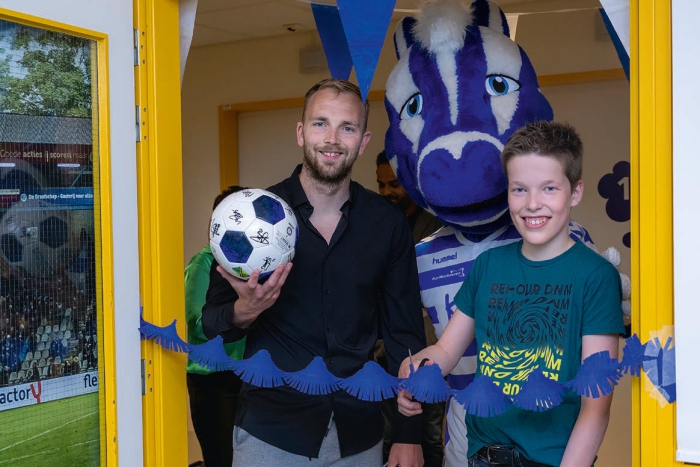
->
[383, 0, 623, 465]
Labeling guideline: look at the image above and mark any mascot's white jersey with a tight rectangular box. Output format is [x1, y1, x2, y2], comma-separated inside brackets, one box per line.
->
[416, 220, 595, 465]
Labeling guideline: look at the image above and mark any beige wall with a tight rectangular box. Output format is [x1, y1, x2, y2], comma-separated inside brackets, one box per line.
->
[182, 7, 631, 466]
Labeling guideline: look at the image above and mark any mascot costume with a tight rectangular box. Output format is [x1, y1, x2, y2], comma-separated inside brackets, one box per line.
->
[384, 0, 628, 464]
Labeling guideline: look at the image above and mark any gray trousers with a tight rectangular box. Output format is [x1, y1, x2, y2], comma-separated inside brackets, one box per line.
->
[232, 418, 383, 467]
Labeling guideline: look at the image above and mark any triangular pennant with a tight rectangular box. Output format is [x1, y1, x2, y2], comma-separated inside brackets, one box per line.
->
[599, 0, 629, 56]
[337, 0, 396, 101]
[311, 4, 353, 80]
[599, 8, 629, 81]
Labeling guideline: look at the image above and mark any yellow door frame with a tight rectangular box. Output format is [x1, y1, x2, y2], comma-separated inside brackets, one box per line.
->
[154, 0, 682, 464]
[134, 0, 188, 465]
[630, 1, 679, 466]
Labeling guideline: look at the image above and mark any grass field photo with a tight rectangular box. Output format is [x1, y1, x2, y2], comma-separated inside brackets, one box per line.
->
[0, 392, 101, 466]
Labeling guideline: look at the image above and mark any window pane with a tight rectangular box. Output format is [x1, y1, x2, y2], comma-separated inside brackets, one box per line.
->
[0, 19, 102, 466]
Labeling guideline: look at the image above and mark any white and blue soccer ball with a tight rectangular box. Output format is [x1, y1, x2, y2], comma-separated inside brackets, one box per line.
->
[209, 188, 298, 281]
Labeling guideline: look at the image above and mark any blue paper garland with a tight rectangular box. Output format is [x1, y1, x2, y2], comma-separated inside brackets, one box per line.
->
[401, 363, 453, 404]
[338, 360, 399, 402]
[283, 356, 341, 396]
[188, 335, 236, 372]
[512, 369, 566, 412]
[139, 319, 675, 416]
[453, 375, 512, 417]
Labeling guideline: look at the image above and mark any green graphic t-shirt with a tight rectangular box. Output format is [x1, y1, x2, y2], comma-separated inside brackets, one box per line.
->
[454, 240, 624, 466]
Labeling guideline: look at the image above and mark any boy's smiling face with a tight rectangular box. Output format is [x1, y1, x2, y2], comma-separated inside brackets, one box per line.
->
[507, 153, 583, 261]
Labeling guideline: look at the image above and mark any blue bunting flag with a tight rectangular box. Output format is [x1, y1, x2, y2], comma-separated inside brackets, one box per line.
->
[337, 0, 396, 101]
[139, 318, 189, 352]
[338, 360, 399, 401]
[565, 350, 622, 398]
[283, 356, 342, 395]
[453, 375, 511, 418]
[232, 349, 286, 388]
[512, 369, 565, 412]
[401, 363, 453, 404]
[188, 335, 238, 372]
[619, 334, 645, 377]
[311, 4, 353, 80]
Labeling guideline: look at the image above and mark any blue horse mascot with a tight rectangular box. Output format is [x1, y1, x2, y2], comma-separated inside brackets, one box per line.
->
[384, 0, 599, 464]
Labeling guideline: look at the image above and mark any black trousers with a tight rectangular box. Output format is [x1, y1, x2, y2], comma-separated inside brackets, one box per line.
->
[187, 371, 243, 467]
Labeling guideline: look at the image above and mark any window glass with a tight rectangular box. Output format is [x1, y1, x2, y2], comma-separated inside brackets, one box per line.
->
[0, 19, 102, 465]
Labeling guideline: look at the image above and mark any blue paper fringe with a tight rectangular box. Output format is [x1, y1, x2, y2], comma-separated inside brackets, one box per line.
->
[565, 350, 621, 398]
[139, 318, 189, 352]
[401, 364, 453, 404]
[140, 318, 669, 416]
[453, 375, 511, 417]
[338, 360, 399, 401]
[188, 336, 239, 372]
[283, 356, 341, 395]
[512, 369, 565, 412]
[619, 334, 645, 377]
[233, 349, 286, 388]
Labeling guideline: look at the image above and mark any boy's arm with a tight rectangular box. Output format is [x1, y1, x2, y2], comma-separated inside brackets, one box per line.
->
[397, 310, 475, 416]
[560, 334, 620, 467]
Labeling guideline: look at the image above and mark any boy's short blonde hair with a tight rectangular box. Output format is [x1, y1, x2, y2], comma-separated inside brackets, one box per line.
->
[500, 121, 583, 188]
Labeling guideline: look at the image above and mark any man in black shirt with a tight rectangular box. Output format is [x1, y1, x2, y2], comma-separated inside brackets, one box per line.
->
[202, 79, 426, 467]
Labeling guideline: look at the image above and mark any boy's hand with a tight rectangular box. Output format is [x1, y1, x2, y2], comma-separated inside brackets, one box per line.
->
[397, 356, 437, 417]
[397, 389, 423, 417]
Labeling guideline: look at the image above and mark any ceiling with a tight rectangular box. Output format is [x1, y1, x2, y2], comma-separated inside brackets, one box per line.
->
[191, 0, 603, 47]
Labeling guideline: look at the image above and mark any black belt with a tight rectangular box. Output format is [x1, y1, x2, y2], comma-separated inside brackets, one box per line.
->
[476, 446, 552, 467]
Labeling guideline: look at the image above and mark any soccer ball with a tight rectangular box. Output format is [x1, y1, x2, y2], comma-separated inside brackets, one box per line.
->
[0, 200, 77, 277]
[209, 188, 298, 280]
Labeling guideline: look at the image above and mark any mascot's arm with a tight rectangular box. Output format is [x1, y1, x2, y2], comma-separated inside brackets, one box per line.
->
[560, 334, 618, 467]
[601, 247, 632, 327]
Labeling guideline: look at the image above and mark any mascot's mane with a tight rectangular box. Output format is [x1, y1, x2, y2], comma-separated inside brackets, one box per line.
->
[412, 0, 472, 54]
[384, 0, 553, 234]
[412, 0, 511, 54]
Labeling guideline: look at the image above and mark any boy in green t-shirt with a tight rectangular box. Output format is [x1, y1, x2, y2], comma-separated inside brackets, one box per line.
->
[397, 121, 624, 467]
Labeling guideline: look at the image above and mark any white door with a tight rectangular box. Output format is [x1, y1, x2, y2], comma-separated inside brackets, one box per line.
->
[0, 1, 142, 465]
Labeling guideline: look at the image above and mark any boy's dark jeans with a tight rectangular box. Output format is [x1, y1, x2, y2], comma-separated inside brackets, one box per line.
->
[468, 446, 553, 467]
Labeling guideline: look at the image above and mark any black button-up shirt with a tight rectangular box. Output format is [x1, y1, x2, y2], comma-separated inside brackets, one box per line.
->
[202, 165, 426, 458]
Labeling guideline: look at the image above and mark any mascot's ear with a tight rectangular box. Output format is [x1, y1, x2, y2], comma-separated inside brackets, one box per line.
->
[394, 16, 417, 60]
[470, 0, 510, 37]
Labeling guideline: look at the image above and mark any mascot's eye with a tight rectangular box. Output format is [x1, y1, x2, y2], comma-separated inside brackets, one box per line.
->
[400, 93, 423, 118]
[485, 75, 521, 96]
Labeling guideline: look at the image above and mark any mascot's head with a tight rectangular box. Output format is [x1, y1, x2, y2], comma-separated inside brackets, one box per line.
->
[384, 0, 553, 234]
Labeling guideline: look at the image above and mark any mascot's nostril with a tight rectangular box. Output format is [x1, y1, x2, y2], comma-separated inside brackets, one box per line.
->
[418, 141, 506, 208]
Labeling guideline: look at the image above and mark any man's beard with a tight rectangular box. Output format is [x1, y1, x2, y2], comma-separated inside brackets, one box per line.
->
[303, 143, 357, 186]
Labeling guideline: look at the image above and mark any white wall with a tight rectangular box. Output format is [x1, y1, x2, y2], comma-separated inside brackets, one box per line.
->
[182, 7, 631, 466]
[543, 79, 631, 275]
